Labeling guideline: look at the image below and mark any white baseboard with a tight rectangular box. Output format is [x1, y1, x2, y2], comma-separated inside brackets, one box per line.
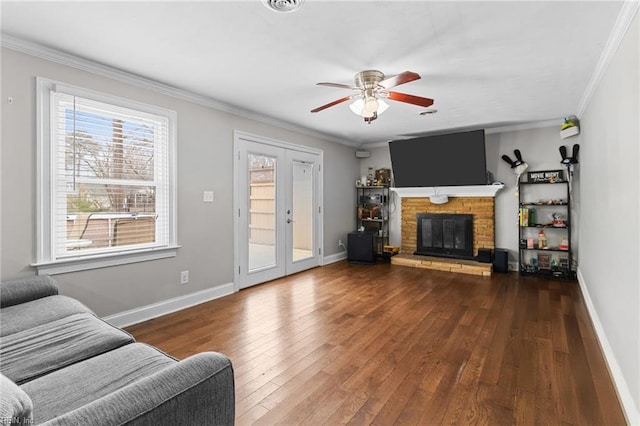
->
[576, 268, 639, 425]
[323, 252, 347, 265]
[102, 283, 235, 328]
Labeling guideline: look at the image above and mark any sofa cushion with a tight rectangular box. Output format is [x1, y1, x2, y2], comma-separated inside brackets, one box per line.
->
[22, 343, 177, 424]
[1, 313, 134, 384]
[0, 276, 58, 308]
[0, 373, 33, 425]
[0, 295, 93, 337]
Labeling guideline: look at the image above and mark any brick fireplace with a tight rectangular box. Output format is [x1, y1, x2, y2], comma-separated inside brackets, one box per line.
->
[400, 197, 495, 256]
[390, 185, 502, 276]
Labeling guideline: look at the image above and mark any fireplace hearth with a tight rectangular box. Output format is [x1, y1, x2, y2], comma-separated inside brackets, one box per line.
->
[391, 194, 496, 276]
[415, 213, 474, 260]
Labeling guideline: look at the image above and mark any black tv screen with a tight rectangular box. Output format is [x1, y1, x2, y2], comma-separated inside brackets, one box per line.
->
[389, 129, 487, 187]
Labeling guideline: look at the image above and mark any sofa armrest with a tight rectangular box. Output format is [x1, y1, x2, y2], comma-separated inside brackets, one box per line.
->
[41, 352, 235, 426]
[0, 276, 59, 308]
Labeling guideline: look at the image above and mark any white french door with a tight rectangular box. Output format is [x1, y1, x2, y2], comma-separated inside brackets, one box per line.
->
[234, 132, 322, 290]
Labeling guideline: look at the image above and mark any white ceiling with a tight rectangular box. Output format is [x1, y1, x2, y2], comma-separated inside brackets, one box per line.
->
[0, 1, 626, 146]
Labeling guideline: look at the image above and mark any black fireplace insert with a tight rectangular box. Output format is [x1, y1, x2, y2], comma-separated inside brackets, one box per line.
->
[415, 213, 474, 260]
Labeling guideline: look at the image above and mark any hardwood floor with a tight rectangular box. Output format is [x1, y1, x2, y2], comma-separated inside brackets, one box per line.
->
[126, 261, 626, 425]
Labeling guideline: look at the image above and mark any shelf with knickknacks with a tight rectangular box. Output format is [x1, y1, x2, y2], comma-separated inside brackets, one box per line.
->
[513, 139, 578, 280]
[354, 168, 391, 257]
[357, 167, 391, 188]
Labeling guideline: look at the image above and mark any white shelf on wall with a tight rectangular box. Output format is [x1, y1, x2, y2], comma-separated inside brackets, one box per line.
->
[390, 184, 504, 199]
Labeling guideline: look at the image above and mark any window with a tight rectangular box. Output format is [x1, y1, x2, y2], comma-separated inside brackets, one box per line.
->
[35, 78, 178, 274]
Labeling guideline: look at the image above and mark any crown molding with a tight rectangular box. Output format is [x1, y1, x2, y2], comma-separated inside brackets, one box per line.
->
[576, 0, 640, 116]
[0, 34, 352, 147]
[359, 118, 562, 149]
[484, 119, 560, 135]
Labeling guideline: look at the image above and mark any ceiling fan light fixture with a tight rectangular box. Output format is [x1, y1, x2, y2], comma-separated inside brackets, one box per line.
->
[363, 96, 379, 114]
[349, 98, 365, 116]
[313, 70, 429, 121]
[350, 98, 389, 118]
[362, 109, 376, 119]
[377, 99, 390, 115]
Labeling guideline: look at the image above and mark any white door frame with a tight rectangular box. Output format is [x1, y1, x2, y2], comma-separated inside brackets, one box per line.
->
[233, 130, 324, 291]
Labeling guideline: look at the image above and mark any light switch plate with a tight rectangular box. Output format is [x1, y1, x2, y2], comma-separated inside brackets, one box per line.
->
[203, 191, 214, 202]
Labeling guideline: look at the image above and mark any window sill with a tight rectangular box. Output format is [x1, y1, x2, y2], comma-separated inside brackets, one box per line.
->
[32, 246, 181, 275]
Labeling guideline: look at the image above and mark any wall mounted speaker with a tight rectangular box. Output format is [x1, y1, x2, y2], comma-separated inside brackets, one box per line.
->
[355, 150, 371, 158]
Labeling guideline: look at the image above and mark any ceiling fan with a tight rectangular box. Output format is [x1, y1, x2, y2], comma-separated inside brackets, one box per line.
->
[310, 70, 434, 123]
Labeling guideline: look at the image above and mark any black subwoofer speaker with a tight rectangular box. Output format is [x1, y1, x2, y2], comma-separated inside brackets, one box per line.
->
[494, 248, 509, 273]
[347, 231, 375, 264]
[475, 248, 493, 263]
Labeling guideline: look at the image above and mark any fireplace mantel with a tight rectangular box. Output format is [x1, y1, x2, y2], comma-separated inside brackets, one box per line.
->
[391, 184, 504, 198]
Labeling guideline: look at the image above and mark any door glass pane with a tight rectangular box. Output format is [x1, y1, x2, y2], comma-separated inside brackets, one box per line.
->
[292, 160, 313, 262]
[248, 153, 276, 271]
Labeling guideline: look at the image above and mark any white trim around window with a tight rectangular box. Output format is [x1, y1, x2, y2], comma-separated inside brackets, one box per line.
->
[34, 77, 179, 275]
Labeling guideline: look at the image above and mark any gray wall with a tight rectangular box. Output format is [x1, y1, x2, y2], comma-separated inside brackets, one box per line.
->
[578, 12, 639, 421]
[1, 47, 358, 317]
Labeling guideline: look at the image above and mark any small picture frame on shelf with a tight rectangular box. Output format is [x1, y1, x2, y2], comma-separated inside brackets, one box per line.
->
[559, 258, 569, 270]
[537, 253, 551, 269]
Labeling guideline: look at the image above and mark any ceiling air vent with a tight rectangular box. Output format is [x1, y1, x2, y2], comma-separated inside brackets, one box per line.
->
[262, 0, 304, 13]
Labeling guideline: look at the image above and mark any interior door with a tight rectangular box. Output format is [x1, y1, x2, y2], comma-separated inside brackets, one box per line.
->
[234, 133, 322, 290]
[285, 150, 320, 275]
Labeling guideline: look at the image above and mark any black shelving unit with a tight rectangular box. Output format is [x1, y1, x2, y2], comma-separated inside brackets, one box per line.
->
[518, 180, 575, 279]
[355, 185, 390, 257]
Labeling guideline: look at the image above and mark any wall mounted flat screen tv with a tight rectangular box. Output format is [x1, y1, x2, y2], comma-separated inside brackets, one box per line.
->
[389, 129, 487, 187]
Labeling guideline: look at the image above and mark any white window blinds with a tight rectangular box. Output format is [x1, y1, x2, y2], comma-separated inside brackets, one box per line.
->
[50, 90, 171, 259]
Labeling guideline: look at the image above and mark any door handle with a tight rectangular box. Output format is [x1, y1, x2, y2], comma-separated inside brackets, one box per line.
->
[287, 219, 295, 224]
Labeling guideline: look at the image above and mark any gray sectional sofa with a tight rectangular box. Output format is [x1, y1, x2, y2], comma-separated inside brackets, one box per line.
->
[0, 276, 234, 425]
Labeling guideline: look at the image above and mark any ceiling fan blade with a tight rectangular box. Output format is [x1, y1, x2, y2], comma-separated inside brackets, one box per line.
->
[310, 95, 354, 113]
[316, 82, 357, 90]
[379, 71, 421, 89]
[386, 91, 434, 107]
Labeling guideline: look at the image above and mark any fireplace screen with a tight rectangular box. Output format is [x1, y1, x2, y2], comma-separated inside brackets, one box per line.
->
[416, 213, 474, 259]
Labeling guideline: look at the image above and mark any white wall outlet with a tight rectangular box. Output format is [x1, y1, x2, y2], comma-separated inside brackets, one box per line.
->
[203, 191, 214, 203]
[180, 270, 189, 284]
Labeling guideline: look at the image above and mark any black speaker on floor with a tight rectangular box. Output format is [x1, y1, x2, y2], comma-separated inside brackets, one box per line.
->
[475, 248, 493, 263]
[347, 231, 375, 264]
[494, 248, 509, 273]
